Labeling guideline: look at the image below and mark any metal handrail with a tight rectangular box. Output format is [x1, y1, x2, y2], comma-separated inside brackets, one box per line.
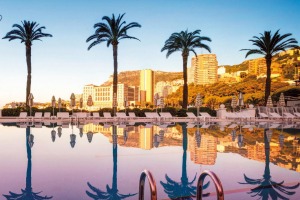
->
[139, 170, 157, 200]
[196, 170, 224, 200]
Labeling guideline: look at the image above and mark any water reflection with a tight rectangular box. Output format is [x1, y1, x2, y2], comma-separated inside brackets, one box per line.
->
[86, 125, 137, 199]
[3, 127, 52, 200]
[239, 129, 300, 199]
[160, 124, 210, 199]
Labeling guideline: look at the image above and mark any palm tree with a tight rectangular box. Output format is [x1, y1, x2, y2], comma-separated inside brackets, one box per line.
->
[86, 126, 137, 199]
[86, 13, 141, 116]
[239, 129, 299, 199]
[160, 124, 210, 199]
[3, 127, 52, 199]
[161, 30, 211, 109]
[241, 30, 298, 105]
[2, 21, 52, 107]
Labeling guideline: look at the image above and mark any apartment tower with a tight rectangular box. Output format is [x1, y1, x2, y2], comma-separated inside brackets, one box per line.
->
[140, 69, 155, 105]
[192, 54, 218, 85]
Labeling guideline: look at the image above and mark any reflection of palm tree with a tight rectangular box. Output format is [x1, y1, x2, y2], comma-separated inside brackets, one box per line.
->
[239, 129, 299, 199]
[86, 126, 137, 199]
[160, 124, 209, 199]
[3, 127, 52, 199]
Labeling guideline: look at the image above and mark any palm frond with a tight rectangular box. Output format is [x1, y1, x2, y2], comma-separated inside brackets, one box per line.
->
[3, 20, 52, 45]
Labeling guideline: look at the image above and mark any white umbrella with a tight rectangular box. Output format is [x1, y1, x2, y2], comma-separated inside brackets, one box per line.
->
[51, 96, 56, 116]
[70, 93, 76, 107]
[238, 92, 244, 107]
[266, 95, 273, 108]
[87, 95, 93, 112]
[195, 93, 202, 107]
[79, 97, 83, 109]
[196, 93, 202, 116]
[278, 93, 285, 107]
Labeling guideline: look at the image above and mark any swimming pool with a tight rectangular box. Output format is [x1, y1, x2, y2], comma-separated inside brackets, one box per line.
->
[0, 122, 299, 199]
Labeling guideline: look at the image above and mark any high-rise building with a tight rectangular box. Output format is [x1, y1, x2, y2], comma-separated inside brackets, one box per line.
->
[140, 69, 155, 104]
[192, 54, 218, 85]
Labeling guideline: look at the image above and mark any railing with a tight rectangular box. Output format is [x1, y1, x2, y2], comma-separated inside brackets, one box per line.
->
[139, 169, 224, 200]
[196, 170, 224, 200]
[139, 170, 157, 200]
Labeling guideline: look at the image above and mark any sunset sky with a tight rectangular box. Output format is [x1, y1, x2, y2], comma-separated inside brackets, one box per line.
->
[0, 0, 299, 107]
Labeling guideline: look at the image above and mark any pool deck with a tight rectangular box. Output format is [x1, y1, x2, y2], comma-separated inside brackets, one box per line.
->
[0, 116, 299, 125]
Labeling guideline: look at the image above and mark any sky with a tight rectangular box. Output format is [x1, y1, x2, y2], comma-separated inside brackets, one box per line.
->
[0, 0, 299, 107]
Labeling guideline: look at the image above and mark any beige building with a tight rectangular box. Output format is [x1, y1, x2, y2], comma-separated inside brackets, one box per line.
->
[82, 83, 129, 109]
[140, 69, 155, 104]
[192, 54, 218, 85]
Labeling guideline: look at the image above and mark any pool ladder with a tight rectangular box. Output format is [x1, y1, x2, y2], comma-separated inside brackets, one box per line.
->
[139, 169, 224, 200]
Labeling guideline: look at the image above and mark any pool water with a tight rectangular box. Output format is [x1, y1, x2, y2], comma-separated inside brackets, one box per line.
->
[0, 122, 299, 200]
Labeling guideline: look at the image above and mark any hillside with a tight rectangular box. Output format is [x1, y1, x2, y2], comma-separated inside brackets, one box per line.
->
[101, 70, 182, 87]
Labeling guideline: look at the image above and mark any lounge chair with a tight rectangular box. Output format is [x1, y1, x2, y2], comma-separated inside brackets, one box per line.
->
[33, 112, 43, 122]
[43, 112, 51, 119]
[199, 112, 216, 121]
[267, 107, 282, 119]
[57, 112, 71, 121]
[159, 112, 173, 120]
[293, 107, 300, 117]
[145, 112, 160, 118]
[281, 107, 296, 119]
[103, 112, 112, 118]
[257, 106, 269, 119]
[19, 112, 28, 121]
[91, 112, 101, 120]
[74, 112, 88, 121]
[116, 112, 128, 118]
[128, 112, 136, 118]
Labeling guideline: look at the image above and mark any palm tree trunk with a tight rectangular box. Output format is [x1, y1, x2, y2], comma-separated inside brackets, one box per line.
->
[263, 129, 271, 180]
[26, 45, 32, 108]
[182, 54, 188, 109]
[112, 44, 118, 116]
[26, 127, 32, 192]
[112, 126, 118, 193]
[181, 124, 188, 184]
[264, 56, 272, 106]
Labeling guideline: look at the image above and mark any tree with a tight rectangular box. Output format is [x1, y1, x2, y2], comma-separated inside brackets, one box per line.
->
[161, 30, 211, 109]
[86, 13, 141, 116]
[241, 30, 298, 105]
[2, 21, 52, 107]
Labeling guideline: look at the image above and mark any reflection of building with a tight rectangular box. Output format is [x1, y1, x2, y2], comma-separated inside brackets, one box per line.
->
[140, 69, 155, 104]
[189, 133, 217, 165]
[139, 126, 154, 150]
[192, 54, 218, 85]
